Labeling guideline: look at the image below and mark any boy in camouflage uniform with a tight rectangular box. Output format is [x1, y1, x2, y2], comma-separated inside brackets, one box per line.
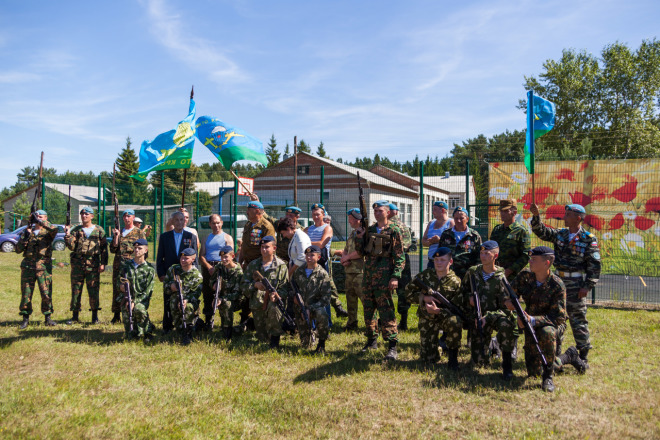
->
[16, 210, 59, 328]
[292, 245, 335, 353]
[438, 206, 482, 280]
[388, 203, 413, 331]
[240, 236, 289, 348]
[164, 248, 203, 345]
[335, 208, 365, 332]
[530, 203, 601, 368]
[64, 207, 108, 325]
[489, 199, 531, 280]
[210, 246, 243, 341]
[117, 239, 155, 340]
[405, 247, 465, 370]
[463, 241, 518, 380]
[356, 200, 405, 361]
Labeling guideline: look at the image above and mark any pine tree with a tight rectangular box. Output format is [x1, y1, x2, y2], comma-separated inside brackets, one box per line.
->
[265, 134, 280, 167]
[297, 139, 311, 153]
[284, 143, 291, 156]
[316, 141, 327, 158]
[115, 136, 150, 205]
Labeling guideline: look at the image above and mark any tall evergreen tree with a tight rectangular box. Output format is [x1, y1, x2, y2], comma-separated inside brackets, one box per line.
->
[297, 139, 311, 153]
[265, 134, 280, 167]
[316, 141, 328, 158]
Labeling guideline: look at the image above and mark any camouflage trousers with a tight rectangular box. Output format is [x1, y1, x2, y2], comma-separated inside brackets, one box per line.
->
[169, 297, 199, 330]
[559, 281, 591, 351]
[121, 301, 154, 338]
[345, 272, 363, 327]
[363, 286, 398, 342]
[417, 307, 463, 363]
[471, 312, 517, 364]
[251, 301, 284, 341]
[20, 265, 54, 316]
[70, 261, 101, 312]
[211, 299, 233, 329]
[294, 305, 329, 348]
[523, 325, 558, 377]
[396, 254, 412, 315]
[111, 256, 130, 314]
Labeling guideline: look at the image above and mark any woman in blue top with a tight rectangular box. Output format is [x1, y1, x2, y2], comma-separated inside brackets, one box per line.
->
[422, 201, 454, 269]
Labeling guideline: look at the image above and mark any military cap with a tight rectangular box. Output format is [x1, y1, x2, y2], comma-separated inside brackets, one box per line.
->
[260, 235, 275, 245]
[80, 207, 94, 215]
[218, 245, 234, 255]
[481, 240, 499, 251]
[432, 247, 452, 258]
[247, 200, 264, 209]
[565, 204, 586, 214]
[285, 206, 301, 214]
[347, 208, 362, 220]
[530, 246, 554, 256]
[311, 203, 325, 212]
[499, 199, 517, 210]
[389, 203, 399, 211]
[304, 245, 322, 254]
[134, 238, 149, 246]
[35, 209, 47, 215]
[372, 200, 390, 208]
[180, 247, 196, 257]
[122, 209, 135, 216]
[433, 201, 449, 210]
[453, 206, 469, 217]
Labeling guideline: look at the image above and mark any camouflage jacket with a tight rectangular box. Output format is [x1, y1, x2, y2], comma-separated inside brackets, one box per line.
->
[240, 216, 276, 266]
[292, 264, 335, 310]
[531, 216, 601, 289]
[116, 259, 155, 305]
[489, 222, 531, 278]
[405, 268, 463, 312]
[164, 264, 203, 308]
[210, 264, 243, 302]
[15, 221, 59, 269]
[390, 215, 412, 250]
[110, 227, 146, 260]
[342, 229, 364, 274]
[510, 270, 567, 329]
[355, 222, 406, 280]
[65, 224, 108, 266]
[461, 265, 512, 320]
[241, 256, 289, 309]
[438, 227, 482, 280]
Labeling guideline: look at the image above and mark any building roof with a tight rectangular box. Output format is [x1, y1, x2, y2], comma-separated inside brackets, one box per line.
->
[413, 175, 476, 195]
[45, 183, 106, 204]
[368, 165, 449, 195]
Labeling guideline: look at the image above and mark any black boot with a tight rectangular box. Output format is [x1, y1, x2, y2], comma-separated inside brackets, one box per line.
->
[19, 316, 29, 329]
[447, 348, 460, 371]
[181, 330, 192, 346]
[361, 338, 378, 352]
[502, 351, 514, 381]
[66, 311, 79, 325]
[111, 312, 121, 324]
[91, 310, 99, 324]
[579, 347, 590, 370]
[44, 315, 57, 327]
[223, 327, 232, 341]
[541, 367, 555, 392]
[334, 304, 348, 318]
[204, 315, 214, 331]
[398, 313, 408, 331]
[314, 339, 326, 355]
[384, 340, 398, 361]
[269, 335, 280, 349]
[343, 321, 358, 333]
[558, 346, 587, 374]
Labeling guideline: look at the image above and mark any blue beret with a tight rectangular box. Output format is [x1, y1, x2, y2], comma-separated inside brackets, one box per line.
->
[434, 201, 449, 210]
[432, 247, 452, 258]
[311, 203, 325, 212]
[453, 206, 469, 217]
[285, 206, 301, 214]
[565, 204, 586, 214]
[347, 208, 362, 220]
[218, 245, 234, 255]
[530, 246, 554, 256]
[304, 245, 321, 254]
[80, 207, 94, 214]
[123, 209, 135, 216]
[481, 240, 499, 251]
[180, 248, 196, 257]
[372, 200, 390, 208]
[134, 238, 148, 246]
[260, 235, 275, 245]
[35, 209, 47, 215]
[389, 203, 399, 211]
[247, 201, 264, 209]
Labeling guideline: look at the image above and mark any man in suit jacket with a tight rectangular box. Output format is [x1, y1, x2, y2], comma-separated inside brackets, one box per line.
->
[156, 211, 199, 333]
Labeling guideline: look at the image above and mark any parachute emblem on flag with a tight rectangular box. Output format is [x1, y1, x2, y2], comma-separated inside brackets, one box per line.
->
[203, 126, 245, 150]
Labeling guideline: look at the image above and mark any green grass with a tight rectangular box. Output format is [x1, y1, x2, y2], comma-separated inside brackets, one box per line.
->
[0, 251, 658, 439]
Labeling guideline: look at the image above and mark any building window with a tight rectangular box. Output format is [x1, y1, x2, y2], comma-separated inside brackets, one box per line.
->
[322, 190, 330, 201]
[449, 196, 460, 208]
[297, 165, 310, 175]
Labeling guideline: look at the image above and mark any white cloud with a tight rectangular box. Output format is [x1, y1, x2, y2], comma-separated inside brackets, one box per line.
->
[0, 71, 41, 84]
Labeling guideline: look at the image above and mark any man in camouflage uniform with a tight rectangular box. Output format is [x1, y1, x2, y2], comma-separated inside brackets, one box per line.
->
[405, 247, 464, 370]
[16, 209, 59, 328]
[356, 200, 405, 361]
[530, 203, 601, 368]
[439, 206, 482, 280]
[110, 209, 147, 324]
[489, 198, 531, 280]
[117, 239, 156, 341]
[210, 245, 243, 341]
[64, 207, 108, 325]
[240, 236, 289, 348]
[335, 208, 365, 332]
[291, 245, 335, 354]
[388, 203, 413, 331]
[507, 246, 586, 392]
[463, 241, 518, 380]
[164, 248, 203, 345]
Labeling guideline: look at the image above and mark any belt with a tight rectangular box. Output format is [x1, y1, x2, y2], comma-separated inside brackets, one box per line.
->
[208, 260, 221, 266]
[556, 270, 584, 278]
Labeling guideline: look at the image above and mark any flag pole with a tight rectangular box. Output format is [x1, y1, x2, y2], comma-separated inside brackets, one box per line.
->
[293, 136, 298, 206]
[229, 169, 255, 198]
[181, 85, 194, 210]
[527, 90, 536, 206]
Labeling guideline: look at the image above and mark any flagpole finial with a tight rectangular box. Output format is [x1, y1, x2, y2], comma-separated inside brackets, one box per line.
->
[190, 85, 194, 100]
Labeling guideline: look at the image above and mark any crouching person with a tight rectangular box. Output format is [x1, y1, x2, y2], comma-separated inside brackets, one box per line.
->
[117, 238, 155, 341]
[165, 248, 203, 345]
[210, 245, 243, 341]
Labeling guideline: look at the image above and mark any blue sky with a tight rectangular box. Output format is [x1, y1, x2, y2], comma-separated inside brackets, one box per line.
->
[1, 0, 658, 189]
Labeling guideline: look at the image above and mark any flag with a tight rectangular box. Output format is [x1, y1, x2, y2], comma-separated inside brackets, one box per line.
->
[131, 99, 196, 181]
[524, 91, 555, 174]
[195, 116, 267, 169]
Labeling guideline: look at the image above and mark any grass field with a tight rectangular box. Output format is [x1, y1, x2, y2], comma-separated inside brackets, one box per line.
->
[0, 250, 658, 439]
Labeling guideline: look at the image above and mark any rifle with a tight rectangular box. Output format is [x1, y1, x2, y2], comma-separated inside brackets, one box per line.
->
[112, 163, 120, 232]
[174, 272, 187, 331]
[255, 271, 296, 330]
[122, 269, 134, 332]
[412, 278, 467, 322]
[66, 184, 71, 227]
[210, 272, 222, 330]
[500, 277, 549, 369]
[469, 272, 484, 337]
[289, 277, 312, 327]
[356, 171, 369, 244]
[29, 152, 44, 227]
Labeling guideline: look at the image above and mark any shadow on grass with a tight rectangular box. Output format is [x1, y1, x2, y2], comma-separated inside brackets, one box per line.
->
[293, 351, 375, 383]
[0, 325, 125, 347]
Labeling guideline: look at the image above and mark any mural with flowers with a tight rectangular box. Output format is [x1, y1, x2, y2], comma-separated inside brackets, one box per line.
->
[488, 159, 660, 276]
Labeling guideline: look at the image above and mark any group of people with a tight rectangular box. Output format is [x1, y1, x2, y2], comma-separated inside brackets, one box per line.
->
[14, 192, 600, 392]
